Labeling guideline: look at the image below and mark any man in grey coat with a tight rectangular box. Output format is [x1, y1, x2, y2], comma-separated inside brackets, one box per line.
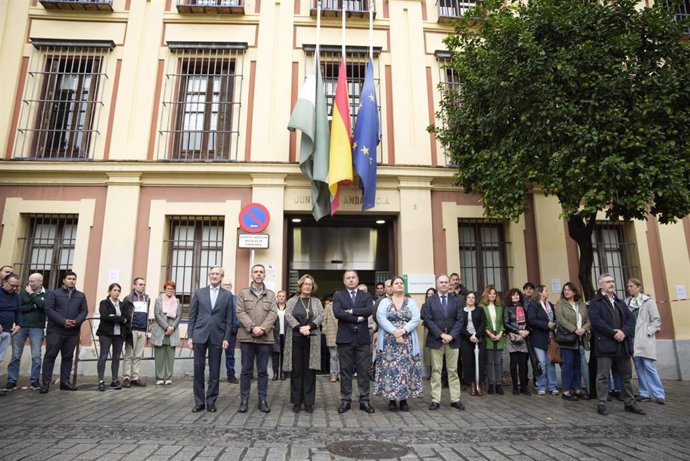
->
[188, 266, 234, 413]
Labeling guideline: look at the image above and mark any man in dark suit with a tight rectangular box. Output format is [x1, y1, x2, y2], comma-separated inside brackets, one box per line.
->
[332, 270, 375, 413]
[589, 272, 644, 416]
[422, 275, 465, 410]
[188, 266, 234, 413]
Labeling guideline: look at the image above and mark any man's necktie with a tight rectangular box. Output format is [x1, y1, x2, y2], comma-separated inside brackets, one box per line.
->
[441, 295, 448, 317]
[350, 290, 356, 303]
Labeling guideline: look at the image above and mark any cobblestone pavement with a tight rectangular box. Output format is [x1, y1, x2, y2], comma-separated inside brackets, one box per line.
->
[0, 375, 688, 460]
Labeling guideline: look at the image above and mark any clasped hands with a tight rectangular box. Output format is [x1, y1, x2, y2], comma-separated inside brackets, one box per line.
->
[394, 328, 405, 344]
[613, 329, 626, 342]
[299, 325, 311, 336]
[63, 319, 77, 329]
[440, 333, 453, 344]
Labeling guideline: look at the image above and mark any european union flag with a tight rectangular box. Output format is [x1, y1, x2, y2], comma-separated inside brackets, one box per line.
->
[352, 59, 380, 211]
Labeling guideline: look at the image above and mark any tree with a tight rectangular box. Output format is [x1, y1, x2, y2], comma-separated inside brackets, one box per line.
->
[432, 0, 690, 299]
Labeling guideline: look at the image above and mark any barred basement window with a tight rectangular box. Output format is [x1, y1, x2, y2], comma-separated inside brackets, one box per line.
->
[158, 42, 247, 161]
[16, 215, 77, 291]
[14, 39, 113, 160]
[164, 216, 224, 318]
[590, 222, 639, 299]
[303, 45, 383, 163]
[458, 219, 510, 294]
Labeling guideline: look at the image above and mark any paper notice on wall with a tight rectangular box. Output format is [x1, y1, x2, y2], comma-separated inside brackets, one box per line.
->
[676, 285, 687, 301]
[551, 278, 561, 293]
[108, 268, 120, 283]
[265, 280, 277, 292]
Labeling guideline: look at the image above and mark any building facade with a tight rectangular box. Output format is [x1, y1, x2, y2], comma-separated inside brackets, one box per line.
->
[1, 0, 689, 379]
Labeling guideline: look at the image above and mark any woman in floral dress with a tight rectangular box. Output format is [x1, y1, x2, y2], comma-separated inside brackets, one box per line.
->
[374, 276, 423, 412]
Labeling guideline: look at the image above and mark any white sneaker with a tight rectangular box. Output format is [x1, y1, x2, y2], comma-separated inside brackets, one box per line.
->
[551, 390, 560, 395]
[164, 380, 172, 385]
[156, 380, 164, 385]
[537, 390, 546, 395]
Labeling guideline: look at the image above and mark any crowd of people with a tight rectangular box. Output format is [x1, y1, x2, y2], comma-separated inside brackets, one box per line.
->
[0, 263, 666, 417]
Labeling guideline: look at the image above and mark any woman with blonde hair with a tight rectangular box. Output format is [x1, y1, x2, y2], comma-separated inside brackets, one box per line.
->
[626, 278, 665, 404]
[283, 275, 324, 413]
[481, 285, 505, 395]
[152, 281, 182, 385]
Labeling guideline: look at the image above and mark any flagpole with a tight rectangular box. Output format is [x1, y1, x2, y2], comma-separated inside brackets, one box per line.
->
[369, 2, 373, 61]
[316, 1, 322, 66]
[341, 3, 346, 59]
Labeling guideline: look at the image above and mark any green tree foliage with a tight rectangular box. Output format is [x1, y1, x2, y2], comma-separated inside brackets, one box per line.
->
[433, 0, 690, 298]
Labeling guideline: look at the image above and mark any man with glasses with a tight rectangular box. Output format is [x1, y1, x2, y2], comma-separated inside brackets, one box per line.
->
[589, 273, 645, 416]
[0, 273, 22, 396]
[122, 277, 150, 388]
[5, 273, 45, 391]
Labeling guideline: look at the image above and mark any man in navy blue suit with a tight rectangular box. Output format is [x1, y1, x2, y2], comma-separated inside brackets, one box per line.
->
[332, 270, 375, 413]
[422, 275, 465, 411]
[188, 266, 234, 413]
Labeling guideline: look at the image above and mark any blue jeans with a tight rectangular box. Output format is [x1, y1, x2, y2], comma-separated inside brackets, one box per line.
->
[560, 348, 582, 391]
[633, 356, 665, 399]
[0, 332, 11, 363]
[534, 347, 558, 392]
[7, 327, 44, 385]
[224, 334, 237, 378]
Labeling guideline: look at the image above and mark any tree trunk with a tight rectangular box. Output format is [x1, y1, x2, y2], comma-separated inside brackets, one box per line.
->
[567, 214, 597, 301]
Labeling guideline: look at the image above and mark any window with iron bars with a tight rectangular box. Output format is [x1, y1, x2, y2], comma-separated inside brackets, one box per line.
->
[164, 217, 224, 318]
[435, 54, 460, 166]
[304, 46, 383, 163]
[438, 0, 476, 20]
[663, 0, 690, 35]
[158, 43, 246, 161]
[15, 215, 77, 291]
[590, 222, 639, 299]
[458, 219, 510, 294]
[14, 39, 113, 160]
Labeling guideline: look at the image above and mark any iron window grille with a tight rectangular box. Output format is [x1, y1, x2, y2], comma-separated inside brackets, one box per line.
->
[434, 52, 461, 166]
[664, 0, 690, 35]
[590, 222, 639, 299]
[310, 0, 376, 18]
[303, 45, 383, 164]
[39, 0, 114, 12]
[164, 216, 224, 318]
[437, 0, 476, 22]
[458, 219, 511, 294]
[158, 43, 246, 162]
[14, 39, 113, 160]
[175, 0, 245, 15]
[16, 214, 77, 291]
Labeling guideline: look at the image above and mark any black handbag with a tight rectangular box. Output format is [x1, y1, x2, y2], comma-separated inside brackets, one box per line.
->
[555, 326, 577, 346]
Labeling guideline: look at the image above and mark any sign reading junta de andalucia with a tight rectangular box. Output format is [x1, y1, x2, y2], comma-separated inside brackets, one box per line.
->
[238, 203, 270, 249]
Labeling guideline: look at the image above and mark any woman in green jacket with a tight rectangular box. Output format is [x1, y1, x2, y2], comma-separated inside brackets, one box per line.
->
[481, 285, 505, 395]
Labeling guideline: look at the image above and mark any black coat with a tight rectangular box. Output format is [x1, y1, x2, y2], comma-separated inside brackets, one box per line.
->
[96, 298, 128, 338]
[332, 289, 374, 345]
[44, 286, 88, 335]
[589, 291, 635, 358]
[421, 293, 464, 349]
[459, 307, 487, 343]
[526, 301, 555, 350]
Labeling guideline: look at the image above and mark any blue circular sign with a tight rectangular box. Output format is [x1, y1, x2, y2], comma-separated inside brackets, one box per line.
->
[239, 203, 270, 233]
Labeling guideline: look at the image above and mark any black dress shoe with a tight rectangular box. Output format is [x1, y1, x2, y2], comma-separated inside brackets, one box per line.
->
[60, 382, 78, 391]
[98, 381, 105, 392]
[399, 400, 410, 412]
[39, 384, 49, 394]
[227, 377, 239, 384]
[192, 405, 205, 412]
[258, 400, 270, 413]
[238, 400, 248, 413]
[624, 403, 646, 415]
[597, 403, 609, 415]
[272, 375, 279, 381]
[495, 385, 504, 395]
[293, 404, 302, 413]
[280, 373, 288, 381]
[304, 405, 314, 413]
[388, 400, 397, 412]
[337, 401, 351, 413]
[359, 402, 375, 413]
[207, 405, 217, 412]
[450, 401, 465, 410]
[429, 402, 440, 410]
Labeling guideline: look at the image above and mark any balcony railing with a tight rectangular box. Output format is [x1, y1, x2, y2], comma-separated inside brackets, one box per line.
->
[176, 0, 245, 14]
[437, 0, 475, 23]
[310, 0, 376, 19]
[39, 0, 113, 11]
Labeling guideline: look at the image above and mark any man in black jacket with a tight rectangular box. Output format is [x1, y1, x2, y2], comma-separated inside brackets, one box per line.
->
[589, 273, 644, 416]
[40, 271, 88, 393]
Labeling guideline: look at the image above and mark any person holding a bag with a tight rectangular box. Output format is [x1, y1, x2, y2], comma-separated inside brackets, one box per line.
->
[527, 285, 559, 395]
[555, 282, 590, 401]
[504, 288, 531, 396]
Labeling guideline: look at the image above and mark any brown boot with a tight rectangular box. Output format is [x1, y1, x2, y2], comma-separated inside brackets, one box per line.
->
[470, 382, 477, 396]
[475, 383, 483, 396]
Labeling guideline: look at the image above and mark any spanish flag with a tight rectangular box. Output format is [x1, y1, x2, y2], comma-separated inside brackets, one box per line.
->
[328, 58, 352, 215]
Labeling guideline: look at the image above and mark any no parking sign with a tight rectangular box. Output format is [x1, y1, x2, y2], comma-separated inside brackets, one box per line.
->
[239, 203, 270, 233]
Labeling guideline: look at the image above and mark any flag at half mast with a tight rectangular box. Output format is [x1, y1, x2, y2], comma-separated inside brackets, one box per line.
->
[287, 57, 331, 221]
[327, 58, 352, 215]
[352, 58, 379, 211]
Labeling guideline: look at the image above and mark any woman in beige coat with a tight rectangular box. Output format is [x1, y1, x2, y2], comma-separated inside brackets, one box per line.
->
[152, 281, 182, 385]
[321, 294, 339, 382]
[555, 282, 590, 401]
[283, 274, 324, 413]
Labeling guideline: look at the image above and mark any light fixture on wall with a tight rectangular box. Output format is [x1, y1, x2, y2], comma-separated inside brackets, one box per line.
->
[376, 219, 385, 224]
[291, 218, 302, 223]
